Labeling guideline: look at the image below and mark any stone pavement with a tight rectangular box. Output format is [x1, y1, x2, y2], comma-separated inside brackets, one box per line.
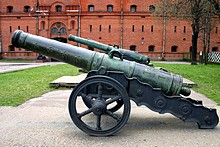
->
[49, 74, 196, 88]
[0, 62, 219, 146]
[0, 62, 64, 74]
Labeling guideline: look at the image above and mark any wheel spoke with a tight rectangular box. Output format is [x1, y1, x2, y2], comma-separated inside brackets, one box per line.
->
[106, 95, 122, 105]
[77, 108, 93, 118]
[106, 110, 121, 122]
[96, 115, 102, 130]
[79, 92, 94, 104]
[97, 83, 103, 100]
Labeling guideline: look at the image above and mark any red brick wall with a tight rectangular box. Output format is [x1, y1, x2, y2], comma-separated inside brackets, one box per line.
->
[0, 0, 220, 61]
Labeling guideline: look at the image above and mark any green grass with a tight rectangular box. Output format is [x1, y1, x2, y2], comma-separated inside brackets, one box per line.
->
[0, 61, 219, 106]
[0, 59, 35, 63]
[0, 64, 80, 106]
[153, 62, 220, 105]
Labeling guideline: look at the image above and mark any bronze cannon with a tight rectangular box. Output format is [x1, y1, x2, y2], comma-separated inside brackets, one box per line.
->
[12, 30, 218, 136]
[68, 34, 150, 65]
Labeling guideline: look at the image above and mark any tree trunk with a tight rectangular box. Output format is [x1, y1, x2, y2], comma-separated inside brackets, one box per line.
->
[191, 32, 198, 65]
[203, 29, 206, 65]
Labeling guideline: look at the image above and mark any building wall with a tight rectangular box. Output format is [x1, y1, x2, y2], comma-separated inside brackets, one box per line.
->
[0, 0, 2, 58]
[0, 0, 220, 60]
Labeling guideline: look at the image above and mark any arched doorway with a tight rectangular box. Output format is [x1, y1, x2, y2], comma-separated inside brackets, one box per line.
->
[48, 22, 68, 61]
[50, 22, 67, 41]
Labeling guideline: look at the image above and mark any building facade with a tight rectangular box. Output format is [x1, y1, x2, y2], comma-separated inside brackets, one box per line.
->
[0, 0, 220, 60]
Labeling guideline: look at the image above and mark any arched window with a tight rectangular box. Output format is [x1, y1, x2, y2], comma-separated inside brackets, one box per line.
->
[88, 5, 94, 12]
[51, 22, 67, 35]
[151, 25, 154, 32]
[149, 5, 155, 12]
[183, 26, 186, 33]
[90, 25, 93, 32]
[130, 5, 137, 12]
[7, 6, 13, 13]
[41, 21, 45, 30]
[56, 5, 62, 12]
[148, 45, 155, 52]
[24, 6, 30, 12]
[71, 21, 74, 29]
[171, 46, 178, 52]
[51, 27, 59, 34]
[130, 45, 136, 51]
[26, 26, 29, 32]
[108, 25, 111, 33]
[107, 5, 113, 12]
[60, 27, 67, 34]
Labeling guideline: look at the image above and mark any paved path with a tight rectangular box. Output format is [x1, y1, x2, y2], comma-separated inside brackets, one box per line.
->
[0, 90, 219, 146]
[0, 62, 64, 74]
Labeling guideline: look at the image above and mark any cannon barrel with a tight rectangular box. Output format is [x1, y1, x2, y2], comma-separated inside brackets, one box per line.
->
[12, 30, 190, 96]
[68, 34, 150, 65]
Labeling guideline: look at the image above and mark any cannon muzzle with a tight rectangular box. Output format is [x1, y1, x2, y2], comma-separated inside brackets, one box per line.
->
[68, 34, 150, 65]
[12, 30, 190, 96]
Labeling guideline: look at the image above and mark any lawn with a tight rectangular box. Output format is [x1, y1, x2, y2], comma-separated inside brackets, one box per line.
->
[0, 64, 80, 106]
[0, 59, 35, 63]
[153, 62, 220, 105]
[0, 62, 219, 106]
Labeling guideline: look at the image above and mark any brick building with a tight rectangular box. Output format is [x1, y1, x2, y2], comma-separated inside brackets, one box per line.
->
[0, 0, 220, 61]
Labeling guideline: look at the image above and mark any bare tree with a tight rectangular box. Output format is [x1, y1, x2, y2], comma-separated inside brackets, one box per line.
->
[208, 0, 220, 15]
[155, 0, 219, 64]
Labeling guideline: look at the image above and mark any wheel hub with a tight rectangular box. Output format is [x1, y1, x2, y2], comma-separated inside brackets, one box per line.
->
[92, 100, 107, 116]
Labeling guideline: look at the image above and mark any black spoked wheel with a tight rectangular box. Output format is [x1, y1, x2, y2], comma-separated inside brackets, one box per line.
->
[82, 83, 124, 113]
[68, 75, 131, 136]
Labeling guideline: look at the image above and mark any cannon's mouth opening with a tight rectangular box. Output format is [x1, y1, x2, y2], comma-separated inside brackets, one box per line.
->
[11, 30, 23, 48]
